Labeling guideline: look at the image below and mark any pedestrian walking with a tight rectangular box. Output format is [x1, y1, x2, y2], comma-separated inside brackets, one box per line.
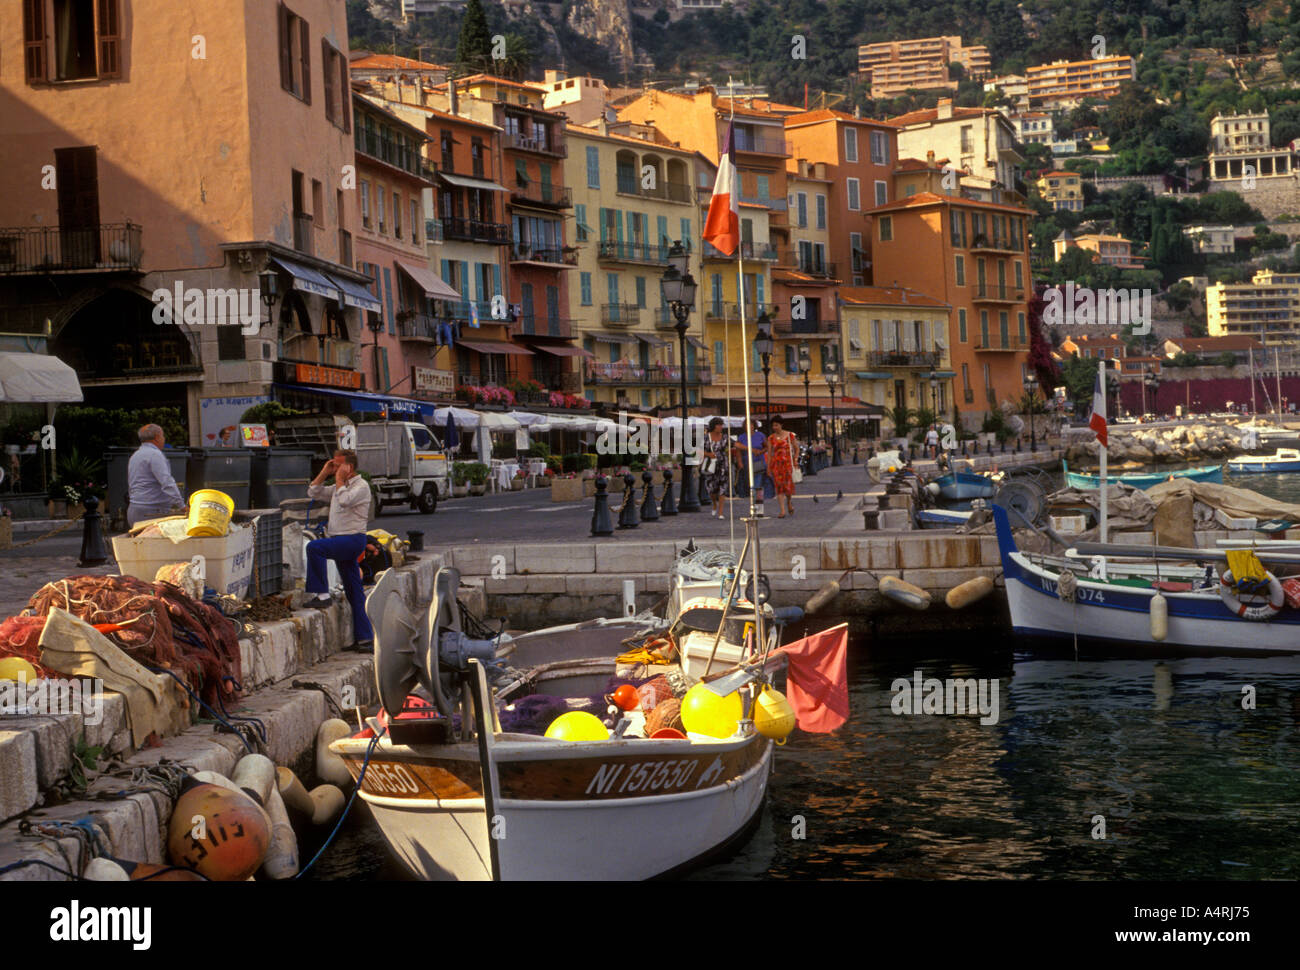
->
[703, 417, 733, 519]
[127, 424, 185, 526]
[765, 417, 799, 518]
[733, 418, 773, 513]
[925, 424, 939, 459]
[305, 449, 374, 650]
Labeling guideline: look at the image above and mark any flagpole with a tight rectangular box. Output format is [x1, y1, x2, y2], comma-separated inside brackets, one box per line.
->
[1099, 359, 1108, 548]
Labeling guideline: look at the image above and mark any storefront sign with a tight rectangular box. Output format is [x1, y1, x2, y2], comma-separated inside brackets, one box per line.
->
[200, 395, 270, 447]
[413, 367, 455, 395]
[294, 363, 363, 389]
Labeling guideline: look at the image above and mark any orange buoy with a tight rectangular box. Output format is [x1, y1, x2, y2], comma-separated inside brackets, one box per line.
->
[167, 780, 270, 881]
[611, 685, 640, 711]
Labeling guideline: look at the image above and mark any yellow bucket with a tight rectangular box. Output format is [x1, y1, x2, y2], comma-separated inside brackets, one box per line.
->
[187, 489, 235, 537]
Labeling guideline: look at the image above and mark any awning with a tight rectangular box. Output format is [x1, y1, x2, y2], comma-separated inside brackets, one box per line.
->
[686, 336, 708, 350]
[0, 352, 83, 403]
[439, 172, 507, 193]
[273, 383, 437, 418]
[326, 273, 382, 312]
[588, 333, 633, 344]
[637, 334, 670, 347]
[854, 371, 893, 380]
[530, 344, 594, 358]
[933, 370, 957, 379]
[396, 260, 461, 301]
[457, 339, 535, 356]
[271, 256, 339, 300]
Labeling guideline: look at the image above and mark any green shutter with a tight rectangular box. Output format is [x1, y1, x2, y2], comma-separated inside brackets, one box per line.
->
[491, 264, 501, 297]
[599, 208, 608, 243]
[657, 215, 669, 250]
[474, 263, 484, 303]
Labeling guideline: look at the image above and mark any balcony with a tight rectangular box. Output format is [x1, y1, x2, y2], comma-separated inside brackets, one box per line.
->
[597, 241, 669, 266]
[738, 196, 788, 212]
[510, 244, 577, 266]
[515, 316, 574, 339]
[585, 361, 712, 385]
[973, 284, 1025, 303]
[774, 319, 840, 337]
[338, 229, 353, 268]
[732, 133, 791, 156]
[443, 217, 510, 244]
[510, 181, 572, 209]
[615, 176, 694, 204]
[702, 241, 779, 261]
[0, 223, 142, 274]
[503, 131, 567, 157]
[975, 332, 1028, 352]
[653, 307, 686, 331]
[396, 312, 449, 342]
[601, 303, 642, 328]
[705, 303, 766, 321]
[447, 300, 497, 322]
[865, 350, 941, 367]
[970, 233, 1020, 254]
[779, 251, 837, 278]
[424, 218, 444, 243]
[293, 213, 314, 256]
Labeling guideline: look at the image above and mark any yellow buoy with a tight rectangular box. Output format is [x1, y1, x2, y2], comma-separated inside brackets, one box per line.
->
[167, 781, 270, 881]
[680, 683, 743, 739]
[1150, 592, 1168, 641]
[0, 657, 37, 682]
[753, 687, 796, 741]
[945, 575, 995, 610]
[544, 711, 610, 742]
[880, 575, 931, 610]
[186, 489, 234, 538]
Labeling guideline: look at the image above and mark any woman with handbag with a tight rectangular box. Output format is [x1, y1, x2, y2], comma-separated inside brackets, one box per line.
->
[766, 416, 800, 518]
[703, 417, 733, 519]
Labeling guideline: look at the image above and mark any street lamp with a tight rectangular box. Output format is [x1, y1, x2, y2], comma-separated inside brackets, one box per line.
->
[825, 345, 841, 466]
[1145, 367, 1161, 419]
[661, 241, 700, 512]
[1025, 370, 1038, 453]
[799, 340, 816, 476]
[755, 310, 773, 427]
[1107, 370, 1121, 419]
[366, 311, 385, 392]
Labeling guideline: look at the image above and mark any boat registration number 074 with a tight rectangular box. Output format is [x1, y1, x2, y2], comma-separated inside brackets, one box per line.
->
[1039, 577, 1105, 602]
[585, 758, 700, 796]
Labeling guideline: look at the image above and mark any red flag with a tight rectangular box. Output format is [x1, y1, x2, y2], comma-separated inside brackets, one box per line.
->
[702, 123, 740, 256]
[1089, 365, 1108, 447]
[774, 623, 849, 732]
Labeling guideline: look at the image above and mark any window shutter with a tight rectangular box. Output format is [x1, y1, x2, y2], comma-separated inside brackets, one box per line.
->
[23, 0, 47, 83]
[277, 4, 292, 92]
[339, 55, 351, 132]
[299, 18, 311, 105]
[322, 40, 336, 123]
[491, 264, 501, 297]
[98, 0, 122, 78]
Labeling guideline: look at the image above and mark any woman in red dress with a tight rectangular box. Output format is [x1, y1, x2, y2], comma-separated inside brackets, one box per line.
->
[765, 417, 798, 517]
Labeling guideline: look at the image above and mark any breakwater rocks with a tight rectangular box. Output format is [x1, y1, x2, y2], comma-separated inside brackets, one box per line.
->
[1065, 423, 1245, 465]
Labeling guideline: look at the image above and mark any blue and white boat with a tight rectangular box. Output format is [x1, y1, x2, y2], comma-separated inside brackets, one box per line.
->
[992, 504, 1300, 653]
[916, 507, 973, 529]
[1227, 448, 1300, 474]
[1062, 459, 1223, 490]
[931, 470, 997, 501]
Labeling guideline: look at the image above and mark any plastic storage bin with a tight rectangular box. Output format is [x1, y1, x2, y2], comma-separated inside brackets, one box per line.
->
[186, 448, 252, 510]
[112, 523, 255, 598]
[250, 449, 313, 509]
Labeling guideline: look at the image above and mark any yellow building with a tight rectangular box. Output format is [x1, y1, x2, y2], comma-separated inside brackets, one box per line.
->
[1035, 169, 1083, 212]
[1207, 270, 1300, 346]
[839, 286, 953, 433]
[564, 122, 705, 412]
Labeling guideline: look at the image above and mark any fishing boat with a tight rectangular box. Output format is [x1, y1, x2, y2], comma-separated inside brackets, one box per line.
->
[1062, 459, 1223, 490]
[993, 503, 1300, 653]
[917, 507, 973, 529]
[1227, 448, 1300, 474]
[1237, 420, 1295, 445]
[930, 470, 997, 501]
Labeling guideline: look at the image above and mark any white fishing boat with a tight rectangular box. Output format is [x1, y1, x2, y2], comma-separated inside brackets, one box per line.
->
[1227, 448, 1300, 474]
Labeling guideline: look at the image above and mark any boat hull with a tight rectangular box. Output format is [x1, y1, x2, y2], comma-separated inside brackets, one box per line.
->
[935, 472, 996, 500]
[336, 734, 774, 880]
[1227, 460, 1300, 473]
[1063, 464, 1223, 490]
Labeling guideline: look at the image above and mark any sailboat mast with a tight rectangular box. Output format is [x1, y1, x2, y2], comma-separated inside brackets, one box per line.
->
[1250, 348, 1257, 415]
[1275, 346, 1283, 420]
[1099, 359, 1108, 545]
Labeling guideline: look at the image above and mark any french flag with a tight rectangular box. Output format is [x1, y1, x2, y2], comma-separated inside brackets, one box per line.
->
[1089, 365, 1108, 448]
[703, 123, 740, 256]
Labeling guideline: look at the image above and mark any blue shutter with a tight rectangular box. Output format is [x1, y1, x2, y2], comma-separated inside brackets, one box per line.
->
[607, 273, 619, 306]
[656, 215, 669, 250]
[580, 272, 592, 305]
[491, 263, 501, 297]
[681, 218, 691, 250]
[575, 203, 587, 241]
[713, 340, 724, 372]
[441, 259, 452, 284]
[599, 208, 608, 243]
[615, 211, 624, 256]
[755, 274, 765, 309]
[383, 266, 395, 335]
[459, 261, 470, 311]
[586, 146, 600, 188]
[635, 277, 646, 308]
[474, 264, 484, 306]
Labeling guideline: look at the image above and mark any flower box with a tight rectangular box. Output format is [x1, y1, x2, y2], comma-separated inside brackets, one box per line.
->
[510, 479, 525, 491]
[550, 477, 584, 503]
[452, 485, 469, 498]
[468, 483, 487, 496]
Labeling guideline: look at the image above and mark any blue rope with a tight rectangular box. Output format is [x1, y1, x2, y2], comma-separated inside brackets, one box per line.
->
[294, 728, 385, 880]
[146, 665, 256, 755]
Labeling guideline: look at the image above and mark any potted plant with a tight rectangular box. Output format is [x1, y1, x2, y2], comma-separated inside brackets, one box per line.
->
[465, 462, 489, 496]
[550, 470, 584, 503]
[510, 469, 526, 491]
[451, 462, 470, 497]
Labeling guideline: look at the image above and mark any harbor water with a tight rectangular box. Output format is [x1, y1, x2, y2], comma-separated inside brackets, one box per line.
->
[311, 632, 1300, 881]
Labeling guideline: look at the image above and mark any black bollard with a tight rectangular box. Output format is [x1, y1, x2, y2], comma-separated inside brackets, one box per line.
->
[640, 469, 660, 521]
[1001, 439, 1007, 454]
[660, 468, 677, 516]
[77, 496, 108, 567]
[961, 440, 967, 456]
[591, 476, 614, 536]
[618, 473, 640, 529]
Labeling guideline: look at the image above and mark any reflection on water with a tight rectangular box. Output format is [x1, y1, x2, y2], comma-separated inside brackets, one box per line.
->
[316, 634, 1300, 881]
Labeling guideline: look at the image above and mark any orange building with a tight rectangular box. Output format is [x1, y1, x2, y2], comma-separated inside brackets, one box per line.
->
[1, 0, 373, 443]
[868, 192, 1034, 425]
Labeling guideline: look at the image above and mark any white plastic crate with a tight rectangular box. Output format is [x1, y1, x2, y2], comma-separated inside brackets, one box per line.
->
[112, 524, 255, 598]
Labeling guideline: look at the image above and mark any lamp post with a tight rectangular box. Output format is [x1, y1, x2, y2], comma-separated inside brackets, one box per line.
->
[661, 241, 700, 512]
[755, 310, 773, 427]
[1025, 370, 1038, 453]
[367, 311, 385, 392]
[825, 347, 841, 466]
[1107, 370, 1121, 420]
[1145, 368, 1161, 419]
[799, 340, 815, 476]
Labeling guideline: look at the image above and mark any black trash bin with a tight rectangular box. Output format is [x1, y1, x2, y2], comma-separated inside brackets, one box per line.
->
[250, 448, 313, 509]
[187, 448, 252, 509]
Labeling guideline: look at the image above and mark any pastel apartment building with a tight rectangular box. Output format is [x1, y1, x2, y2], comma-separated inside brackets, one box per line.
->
[858, 35, 990, 99]
[1207, 270, 1300, 346]
[1025, 56, 1135, 110]
[1036, 169, 1083, 212]
[891, 100, 1024, 205]
[1053, 231, 1146, 269]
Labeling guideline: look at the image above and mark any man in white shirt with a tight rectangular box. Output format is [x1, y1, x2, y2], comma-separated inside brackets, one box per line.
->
[305, 449, 373, 649]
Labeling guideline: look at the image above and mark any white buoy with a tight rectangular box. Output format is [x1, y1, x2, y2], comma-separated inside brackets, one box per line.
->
[926, 482, 941, 496]
[308, 784, 346, 826]
[276, 766, 314, 819]
[315, 719, 353, 787]
[84, 858, 129, 881]
[261, 787, 299, 879]
[231, 754, 276, 807]
[945, 576, 995, 610]
[1150, 592, 1168, 641]
[879, 575, 931, 610]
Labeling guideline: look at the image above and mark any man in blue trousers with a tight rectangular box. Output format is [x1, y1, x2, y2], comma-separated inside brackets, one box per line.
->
[305, 449, 374, 650]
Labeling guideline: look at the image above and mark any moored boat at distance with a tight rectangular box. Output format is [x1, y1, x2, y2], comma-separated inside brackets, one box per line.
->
[930, 470, 998, 501]
[1062, 459, 1223, 490]
[1227, 448, 1300, 474]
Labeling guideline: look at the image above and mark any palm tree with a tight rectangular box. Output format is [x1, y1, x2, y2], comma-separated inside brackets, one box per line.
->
[495, 33, 531, 82]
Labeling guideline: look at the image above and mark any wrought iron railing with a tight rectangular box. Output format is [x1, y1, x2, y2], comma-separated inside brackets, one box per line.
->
[0, 223, 142, 274]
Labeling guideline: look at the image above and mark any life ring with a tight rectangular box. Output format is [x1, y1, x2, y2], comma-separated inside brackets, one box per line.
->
[1219, 569, 1284, 620]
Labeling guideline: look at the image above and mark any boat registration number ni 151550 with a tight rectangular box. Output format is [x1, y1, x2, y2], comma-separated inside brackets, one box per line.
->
[584, 757, 707, 796]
